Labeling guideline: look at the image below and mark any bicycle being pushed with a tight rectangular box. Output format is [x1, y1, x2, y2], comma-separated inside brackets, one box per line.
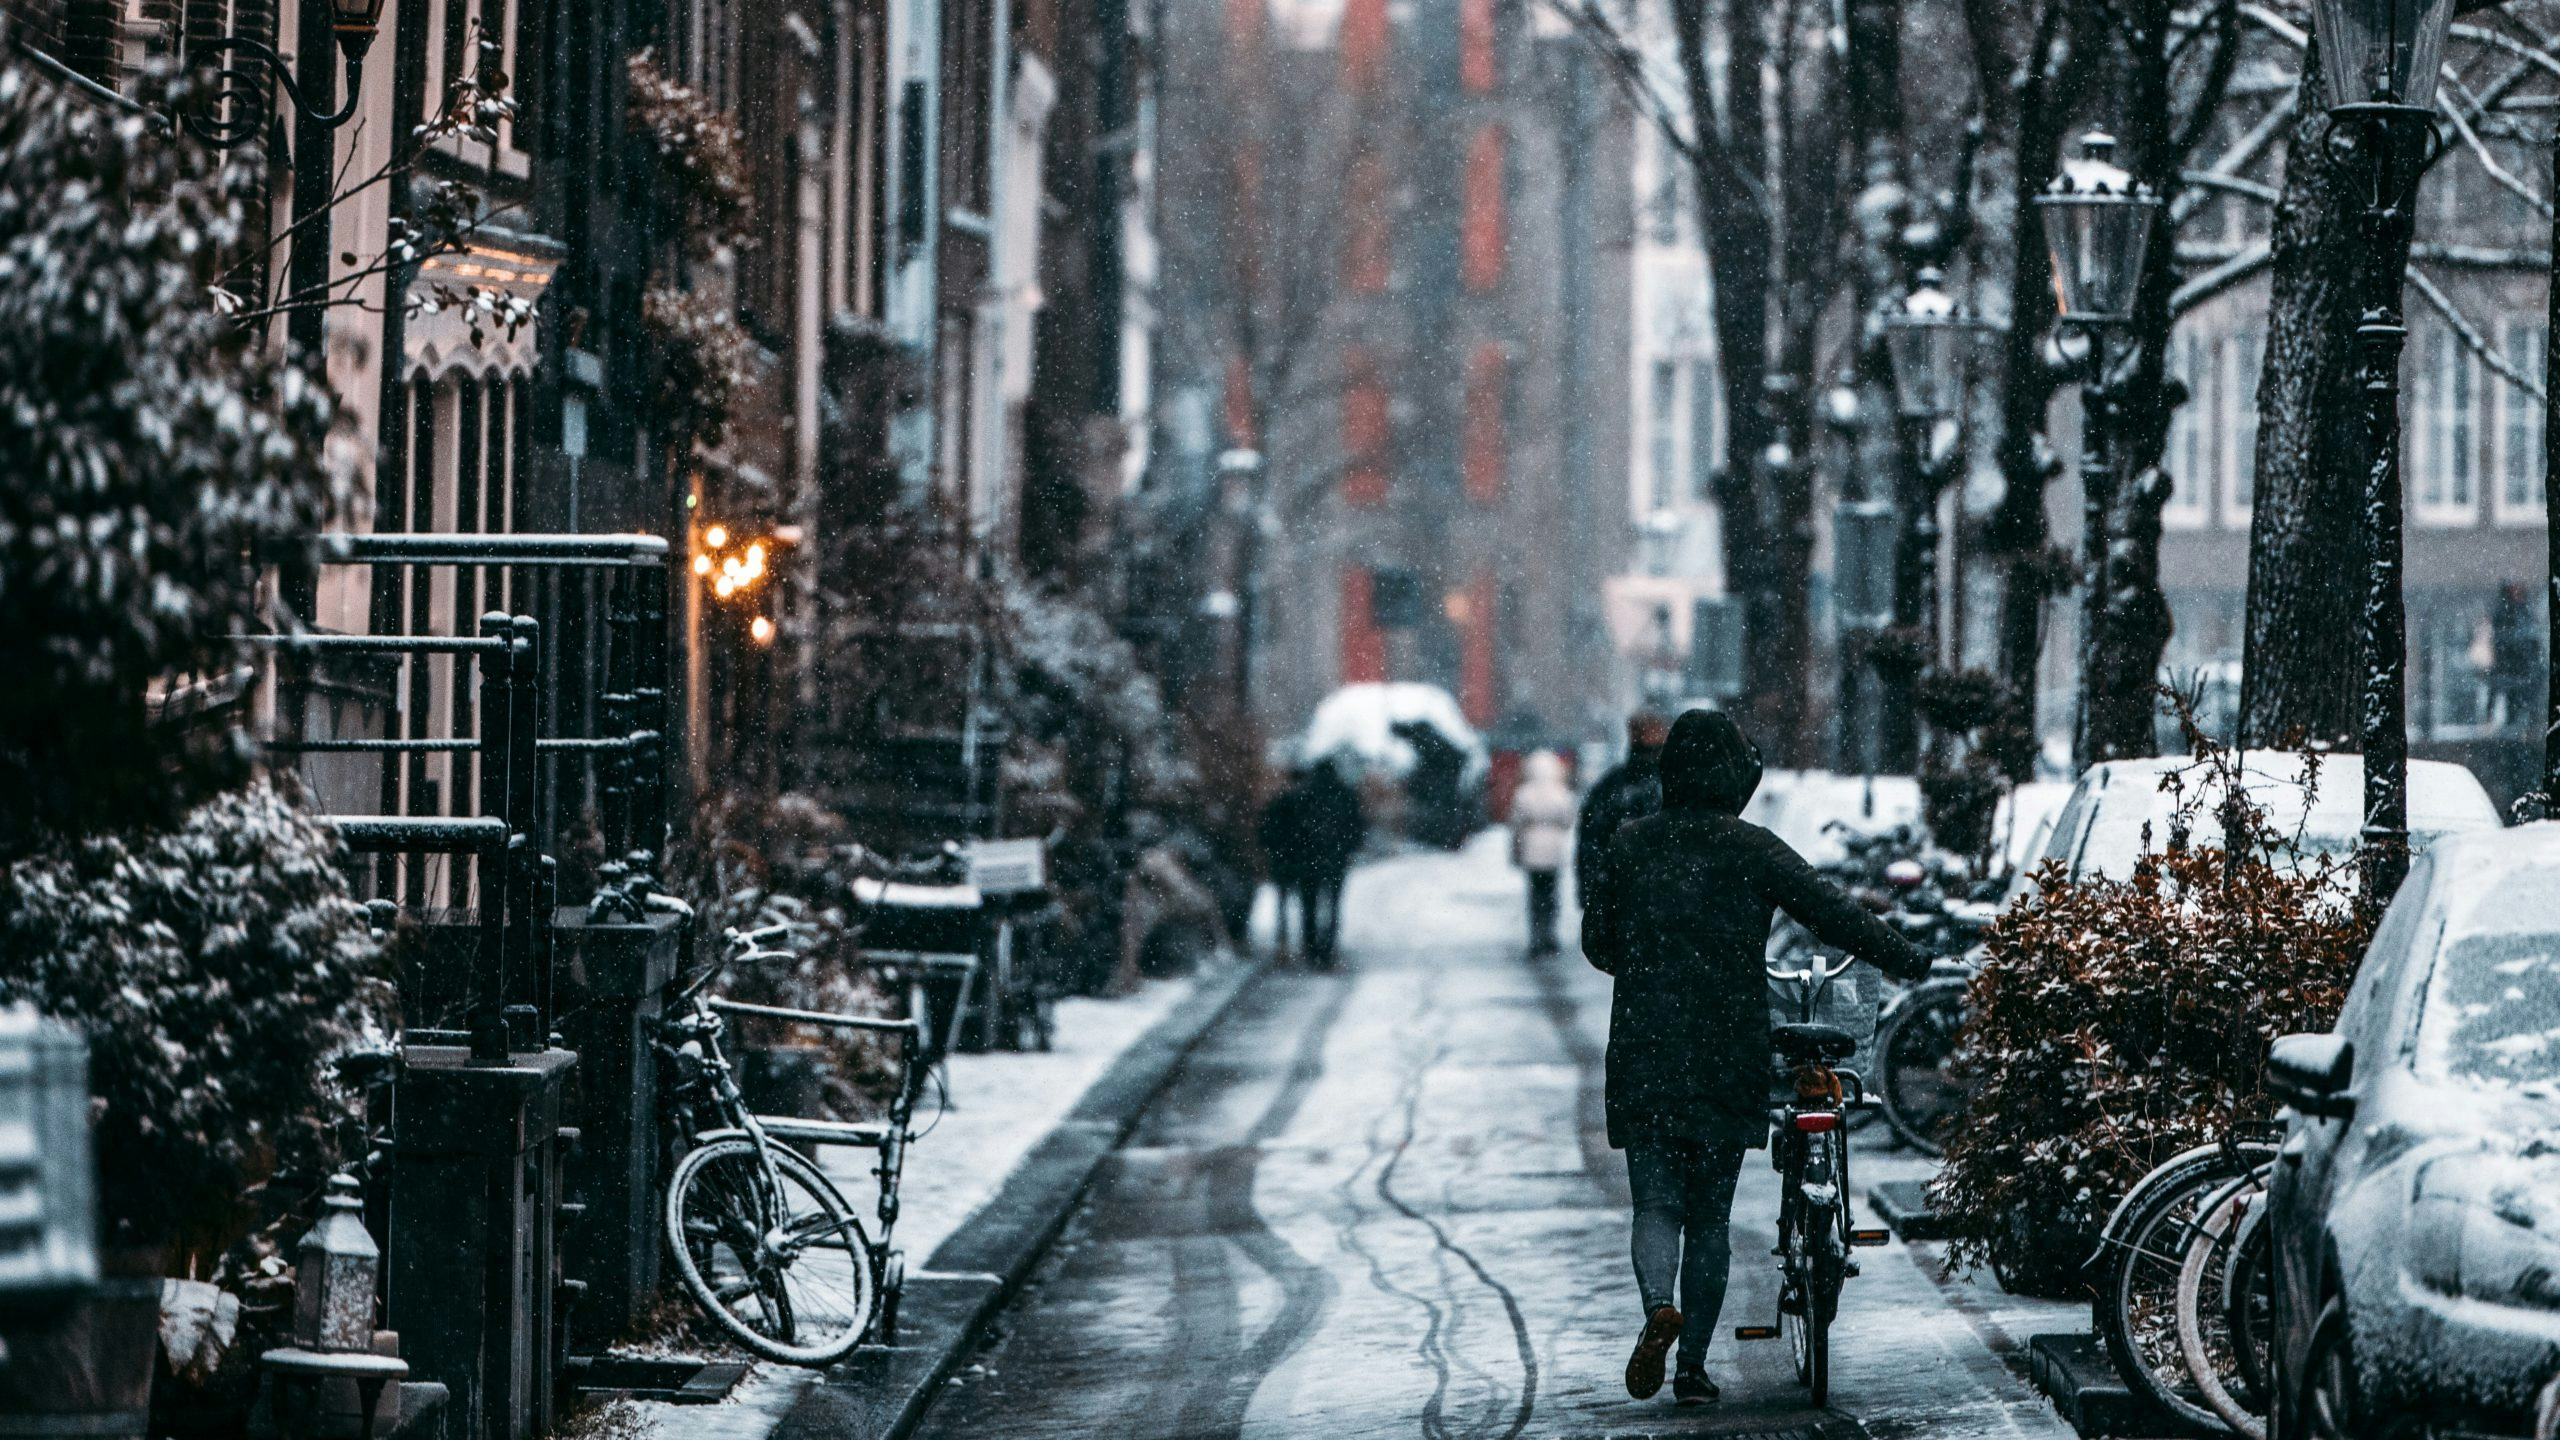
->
[657, 923, 929, 1364]
[1735, 946, 1894, 1406]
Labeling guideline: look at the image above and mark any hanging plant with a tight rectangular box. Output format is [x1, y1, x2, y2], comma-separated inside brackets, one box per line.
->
[626, 50, 754, 255]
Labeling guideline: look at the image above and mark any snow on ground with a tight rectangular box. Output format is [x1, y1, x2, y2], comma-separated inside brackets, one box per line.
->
[832, 975, 1204, 1259]
[627, 962, 1230, 1439]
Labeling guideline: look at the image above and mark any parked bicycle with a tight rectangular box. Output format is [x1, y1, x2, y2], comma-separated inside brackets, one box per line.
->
[2085, 1132, 2280, 1434]
[1737, 945, 1892, 1405]
[1869, 890, 1996, 1156]
[656, 923, 928, 1363]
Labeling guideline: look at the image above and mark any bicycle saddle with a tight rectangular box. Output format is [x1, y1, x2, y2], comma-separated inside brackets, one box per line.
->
[1772, 1022, 1858, 1063]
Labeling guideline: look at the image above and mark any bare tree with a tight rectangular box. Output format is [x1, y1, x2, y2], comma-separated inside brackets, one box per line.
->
[2240, 4, 2560, 747]
[1554, 0, 1856, 765]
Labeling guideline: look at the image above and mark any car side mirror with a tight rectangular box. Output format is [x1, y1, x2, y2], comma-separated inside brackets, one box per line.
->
[2268, 1032, 2355, 1119]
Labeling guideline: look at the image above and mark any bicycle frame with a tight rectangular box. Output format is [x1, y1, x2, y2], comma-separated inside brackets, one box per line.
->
[656, 942, 929, 1351]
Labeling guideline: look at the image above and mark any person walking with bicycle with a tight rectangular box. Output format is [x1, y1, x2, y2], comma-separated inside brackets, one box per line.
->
[1581, 710, 1930, 1406]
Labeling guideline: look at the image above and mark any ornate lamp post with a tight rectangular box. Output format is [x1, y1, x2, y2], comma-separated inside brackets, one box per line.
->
[179, 0, 390, 147]
[2310, 0, 2452, 902]
[1880, 268, 1995, 663]
[2036, 132, 2162, 769]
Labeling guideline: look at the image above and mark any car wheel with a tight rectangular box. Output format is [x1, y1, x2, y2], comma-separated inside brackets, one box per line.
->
[2302, 1296, 2358, 1440]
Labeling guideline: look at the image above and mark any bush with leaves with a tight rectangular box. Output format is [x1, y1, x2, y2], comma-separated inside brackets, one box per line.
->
[0, 783, 390, 1254]
[1928, 734, 2369, 1293]
[626, 50, 753, 255]
[0, 57, 337, 857]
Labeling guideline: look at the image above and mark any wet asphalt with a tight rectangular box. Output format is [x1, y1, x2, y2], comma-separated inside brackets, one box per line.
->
[909, 842, 2081, 1440]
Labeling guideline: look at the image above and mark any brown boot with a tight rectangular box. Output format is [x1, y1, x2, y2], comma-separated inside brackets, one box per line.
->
[1625, 1304, 1683, 1399]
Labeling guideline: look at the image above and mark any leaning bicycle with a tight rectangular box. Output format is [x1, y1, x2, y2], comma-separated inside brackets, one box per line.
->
[1738, 947, 1892, 1406]
[657, 924, 927, 1364]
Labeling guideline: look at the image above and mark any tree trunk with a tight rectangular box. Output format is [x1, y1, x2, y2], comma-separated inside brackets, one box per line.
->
[2240, 41, 2398, 749]
[1983, 113, 2078, 778]
[2078, 0, 2189, 763]
[1677, 0, 1784, 745]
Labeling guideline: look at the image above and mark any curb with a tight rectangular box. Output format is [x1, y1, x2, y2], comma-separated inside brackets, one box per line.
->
[1868, 1178, 1953, 1241]
[2027, 1332, 2223, 1439]
[765, 951, 1275, 1440]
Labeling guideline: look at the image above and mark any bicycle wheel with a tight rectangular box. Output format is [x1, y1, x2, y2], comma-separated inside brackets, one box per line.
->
[666, 1137, 877, 1364]
[1875, 977, 1970, 1156]
[2220, 1200, 2275, 1412]
[2176, 1173, 2269, 1437]
[2100, 1154, 2272, 1433]
[1784, 1132, 1843, 1407]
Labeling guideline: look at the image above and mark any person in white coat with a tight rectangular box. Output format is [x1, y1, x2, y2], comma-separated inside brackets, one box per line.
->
[1510, 750, 1578, 955]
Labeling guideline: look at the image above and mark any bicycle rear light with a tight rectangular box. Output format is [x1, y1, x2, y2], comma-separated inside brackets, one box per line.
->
[1793, 1112, 1840, 1133]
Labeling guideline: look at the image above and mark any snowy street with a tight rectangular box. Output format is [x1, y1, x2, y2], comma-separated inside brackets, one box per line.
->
[911, 836, 2082, 1440]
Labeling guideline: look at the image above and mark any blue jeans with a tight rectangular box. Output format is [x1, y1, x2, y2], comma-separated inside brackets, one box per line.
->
[1627, 1136, 1748, 1370]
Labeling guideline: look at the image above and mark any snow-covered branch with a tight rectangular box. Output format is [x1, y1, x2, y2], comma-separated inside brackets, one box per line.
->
[2407, 266, 2548, 404]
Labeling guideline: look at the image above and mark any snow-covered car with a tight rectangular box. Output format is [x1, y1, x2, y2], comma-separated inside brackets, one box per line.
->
[2002, 752, 2502, 905]
[2265, 823, 2560, 1439]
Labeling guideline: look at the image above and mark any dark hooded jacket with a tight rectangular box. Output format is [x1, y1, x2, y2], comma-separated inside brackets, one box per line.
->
[1581, 710, 1930, 1149]
[1571, 741, 1662, 902]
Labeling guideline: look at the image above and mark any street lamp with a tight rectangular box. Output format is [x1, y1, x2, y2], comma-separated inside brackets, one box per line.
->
[1880, 269, 1990, 423]
[2312, 0, 2452, 903]
[2039, 133, 2160, 327]
[2037, 132, 2163, 769]
[1878, 272, 1994, 731]
[181, 0, 391, 147]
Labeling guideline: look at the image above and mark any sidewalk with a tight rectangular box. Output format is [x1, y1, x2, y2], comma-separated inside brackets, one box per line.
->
[623, 944, 1270, 1440]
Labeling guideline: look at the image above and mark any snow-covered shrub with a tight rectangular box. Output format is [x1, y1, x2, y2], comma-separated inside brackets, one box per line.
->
[0, 783, 389, 1252]
[625, 50, 753, 254]
[1929, 733, 2369, 1293]
[0, 56, 336, 857]
[641, 286, 759, 460]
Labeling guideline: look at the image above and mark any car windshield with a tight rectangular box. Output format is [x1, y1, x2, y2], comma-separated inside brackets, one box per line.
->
[2414, 887, 2560, 1091]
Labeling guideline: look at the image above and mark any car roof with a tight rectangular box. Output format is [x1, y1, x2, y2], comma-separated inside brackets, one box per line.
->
[2077, 752, 2500, 828]
[2038, 752, 2501, 887]
[2420, 819, 2560, 875]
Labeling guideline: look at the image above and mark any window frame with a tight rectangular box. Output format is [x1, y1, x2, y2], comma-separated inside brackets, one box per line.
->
[2493, 316, 2546, 527]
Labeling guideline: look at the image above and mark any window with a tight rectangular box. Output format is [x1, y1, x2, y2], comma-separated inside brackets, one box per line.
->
[2419, 600, 2497, 738]
[2419, 328, 2483, 524]
[1647, 359, 1681, 512]
[1340, 0, 1387, 90]
[1339, 567, 1386, 684]
[2497, 317, 2545, 523]
[2223, 330, 2262, 526]
[1462, 344, 1505, 504]
[2164, 331, 2213, 528]
[1689, 358, 1721, 501]
[1343, 151, 1391, 294]
[1460, 0, 1495, 91]
[1461, 125, 1507, 292]
[1341, 347, 1390, 508]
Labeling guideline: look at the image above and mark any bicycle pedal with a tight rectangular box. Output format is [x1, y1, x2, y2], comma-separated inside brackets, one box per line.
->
[1733, 1325, 1781, 1341]
[1849, 1227, 1891, 1247]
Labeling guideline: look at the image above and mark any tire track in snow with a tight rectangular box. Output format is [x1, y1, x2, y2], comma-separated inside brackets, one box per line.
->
[1372, 1018, 1544, 1440]
[1178, 967, 1351, 1440]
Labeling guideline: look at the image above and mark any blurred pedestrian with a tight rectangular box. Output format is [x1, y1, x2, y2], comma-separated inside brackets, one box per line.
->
[1509, 750, 1576, 955]
[1257, 769, 1314, 961]
[1572, 710, 1668, 910]
[1298, 757, 1366, 969]
[1581, 710, 1930, 1406]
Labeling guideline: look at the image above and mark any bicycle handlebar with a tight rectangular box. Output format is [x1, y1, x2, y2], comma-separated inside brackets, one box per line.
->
[1766, 951, 1859, 983]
